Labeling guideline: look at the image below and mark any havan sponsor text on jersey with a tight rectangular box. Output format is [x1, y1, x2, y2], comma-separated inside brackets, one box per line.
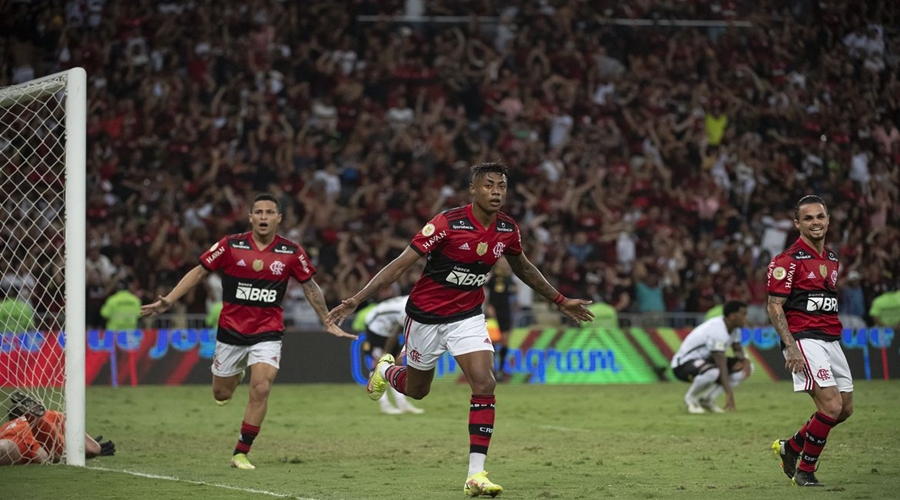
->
[198, 232, 317, 345]
[406, 205, 523, 324]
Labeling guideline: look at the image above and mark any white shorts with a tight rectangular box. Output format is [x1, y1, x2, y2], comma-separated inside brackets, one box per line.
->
[786, 338, 853, 393]
[211, 341, 282, 377]
[405, 314, 494, 370]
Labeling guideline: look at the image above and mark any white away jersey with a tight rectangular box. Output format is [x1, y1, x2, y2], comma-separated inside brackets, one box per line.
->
[364, 295, 409, 338]
[670, 316, 740, 368]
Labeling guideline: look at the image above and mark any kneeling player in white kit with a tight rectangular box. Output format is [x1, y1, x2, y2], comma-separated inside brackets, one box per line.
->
[671, 300, 753, 413]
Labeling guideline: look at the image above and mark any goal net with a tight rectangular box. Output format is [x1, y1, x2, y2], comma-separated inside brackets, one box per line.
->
[0, 69, 86, 466]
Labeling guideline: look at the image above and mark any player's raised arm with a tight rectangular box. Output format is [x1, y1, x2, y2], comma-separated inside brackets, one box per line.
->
[505, 252, 594, 325]
[140, 265, 210, 316]
[326, 247, 422, 325]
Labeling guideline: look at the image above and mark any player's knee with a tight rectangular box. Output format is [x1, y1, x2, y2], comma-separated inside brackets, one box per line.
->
[213, 386, 234, 402]
[249, 379, 273, 400]
[405, 385, 430, 400]
[837, 402, 853, 423]
[472, 376, 496, 396]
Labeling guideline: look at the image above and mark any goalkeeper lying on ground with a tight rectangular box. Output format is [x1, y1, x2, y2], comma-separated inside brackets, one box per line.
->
[0, 392, 116, 465]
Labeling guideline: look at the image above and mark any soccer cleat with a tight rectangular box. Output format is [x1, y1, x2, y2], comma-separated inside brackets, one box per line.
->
[698, 398, 725, 413]
[685, 397, 706, 414]
[230, 453, 255, 470]
[792, 470, 824, 487]
[367, 354, 394, 401]
[215, 370, 246, 406]
[772, 439, 799, 480]
[379, 403, 403, 415]
[464, 471, 503, 497]
[397, 402, 425, 414]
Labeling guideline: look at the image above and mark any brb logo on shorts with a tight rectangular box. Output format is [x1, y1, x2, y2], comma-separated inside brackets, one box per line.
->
[236, 283, 278, 303]
[806, 296, 838, 312]
[816, 368, 831, 381]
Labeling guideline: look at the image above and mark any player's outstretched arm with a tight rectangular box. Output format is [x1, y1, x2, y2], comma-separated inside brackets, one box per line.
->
[141, 265, 210, 316]
[326, 247, 421, 325]
[300, 278, 357, 339]
[506, 253, 595, 325]
[85, 434, 115, 458]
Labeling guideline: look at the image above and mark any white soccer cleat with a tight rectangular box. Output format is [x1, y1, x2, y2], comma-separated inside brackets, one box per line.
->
[699, 398, 725, 413]
[685, 397, 706, 414]
[397, 402, 425, 414]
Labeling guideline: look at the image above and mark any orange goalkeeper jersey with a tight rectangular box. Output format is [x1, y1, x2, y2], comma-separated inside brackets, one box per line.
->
[0, 410, 64, 464]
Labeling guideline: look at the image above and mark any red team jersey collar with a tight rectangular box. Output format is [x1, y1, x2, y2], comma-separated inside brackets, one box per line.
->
[466, 204, 494, 232]
[250, 235, 278, 253]
[795, 237, 826, 259]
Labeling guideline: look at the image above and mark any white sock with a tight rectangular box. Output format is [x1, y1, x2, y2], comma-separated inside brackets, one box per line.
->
[700, 368, 750, 403]
[390, 387, 407, 406]
[468, 453, 486, 477]
[378, 361, 391, 378]
[686, 368, 720, 401]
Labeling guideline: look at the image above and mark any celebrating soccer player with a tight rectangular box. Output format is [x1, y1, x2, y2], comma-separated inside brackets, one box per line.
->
[327, 162, 594, 497]
[767, 195, 853, 487]
[141, 194, 356, 470]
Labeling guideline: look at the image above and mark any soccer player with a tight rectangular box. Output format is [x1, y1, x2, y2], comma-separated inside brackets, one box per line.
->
[671, 300, 752, 414]
[767, 195, 853, 487]
[485, 258, 517, 381]
[141, 194, 356, 470]
[361, 293, 424, 415]
[0, 392, 114, 465]
[327, 162, 595, 497]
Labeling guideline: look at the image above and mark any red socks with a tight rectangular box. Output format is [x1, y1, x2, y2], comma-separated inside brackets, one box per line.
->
[468, 395, 496, 454]
[234, 421, 260, 455]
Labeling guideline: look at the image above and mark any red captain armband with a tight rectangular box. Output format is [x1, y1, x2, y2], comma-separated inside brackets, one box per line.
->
[553, 293, 566, 305]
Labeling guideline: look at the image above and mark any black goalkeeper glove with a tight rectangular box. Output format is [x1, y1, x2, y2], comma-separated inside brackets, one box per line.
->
[93, 436, 116, 456]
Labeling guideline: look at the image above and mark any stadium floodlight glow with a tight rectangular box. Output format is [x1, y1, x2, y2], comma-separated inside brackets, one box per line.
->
[0, 68, 86, 466]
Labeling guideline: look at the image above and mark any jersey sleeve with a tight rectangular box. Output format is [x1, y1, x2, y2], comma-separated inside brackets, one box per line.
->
[198, 237, 229, 272]
[291, 246, 317, 283]
[409, 214, 450, 255]
[766, 253, 794, 297]
[504, 223, 523, 256]
[705, 327, 730, 352]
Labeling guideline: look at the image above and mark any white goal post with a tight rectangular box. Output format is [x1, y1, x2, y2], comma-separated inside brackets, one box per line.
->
[0, 68, 86, 466]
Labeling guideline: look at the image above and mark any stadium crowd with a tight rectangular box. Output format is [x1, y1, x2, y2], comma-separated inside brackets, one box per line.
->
[1, 0, 899, 329]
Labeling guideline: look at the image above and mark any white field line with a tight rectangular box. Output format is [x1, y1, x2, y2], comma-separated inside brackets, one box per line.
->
[536, 424, 588, 432]
[88, 465, 322, 500]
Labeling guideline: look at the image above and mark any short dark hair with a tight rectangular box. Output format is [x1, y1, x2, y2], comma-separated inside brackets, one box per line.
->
[470, 161, 510, 183]
[252, 193, 282, 214]
[794, 195, 827, 220]
[723, 300, 747, 317]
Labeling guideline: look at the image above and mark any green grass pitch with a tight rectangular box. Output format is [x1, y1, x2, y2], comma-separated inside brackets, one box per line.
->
[2, 379, 898, 499]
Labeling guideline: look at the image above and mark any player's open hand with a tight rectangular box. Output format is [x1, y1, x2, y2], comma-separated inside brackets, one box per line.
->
[324, 322, 358, 340]
[140, 296, 173, 317]
[557, 298, 595, 325]
[784, 344, 805, 374]
[326, 297, 360, 325]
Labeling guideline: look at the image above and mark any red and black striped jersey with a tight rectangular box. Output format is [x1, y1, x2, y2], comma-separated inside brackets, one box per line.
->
[407, 204, 523, 324]
[766, 238, 842, 339]
[199, 232, 316, 345]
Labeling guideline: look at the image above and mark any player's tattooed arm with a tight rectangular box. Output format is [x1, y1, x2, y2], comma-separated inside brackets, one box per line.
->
[766, 295, 794, 346]
[505, 253, 560, 302]
[767, 294, 804, 373]
[301, 279, 330, 324]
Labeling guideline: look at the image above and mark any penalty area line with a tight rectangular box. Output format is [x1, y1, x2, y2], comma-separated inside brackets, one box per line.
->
[88, 465, 320, 500]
